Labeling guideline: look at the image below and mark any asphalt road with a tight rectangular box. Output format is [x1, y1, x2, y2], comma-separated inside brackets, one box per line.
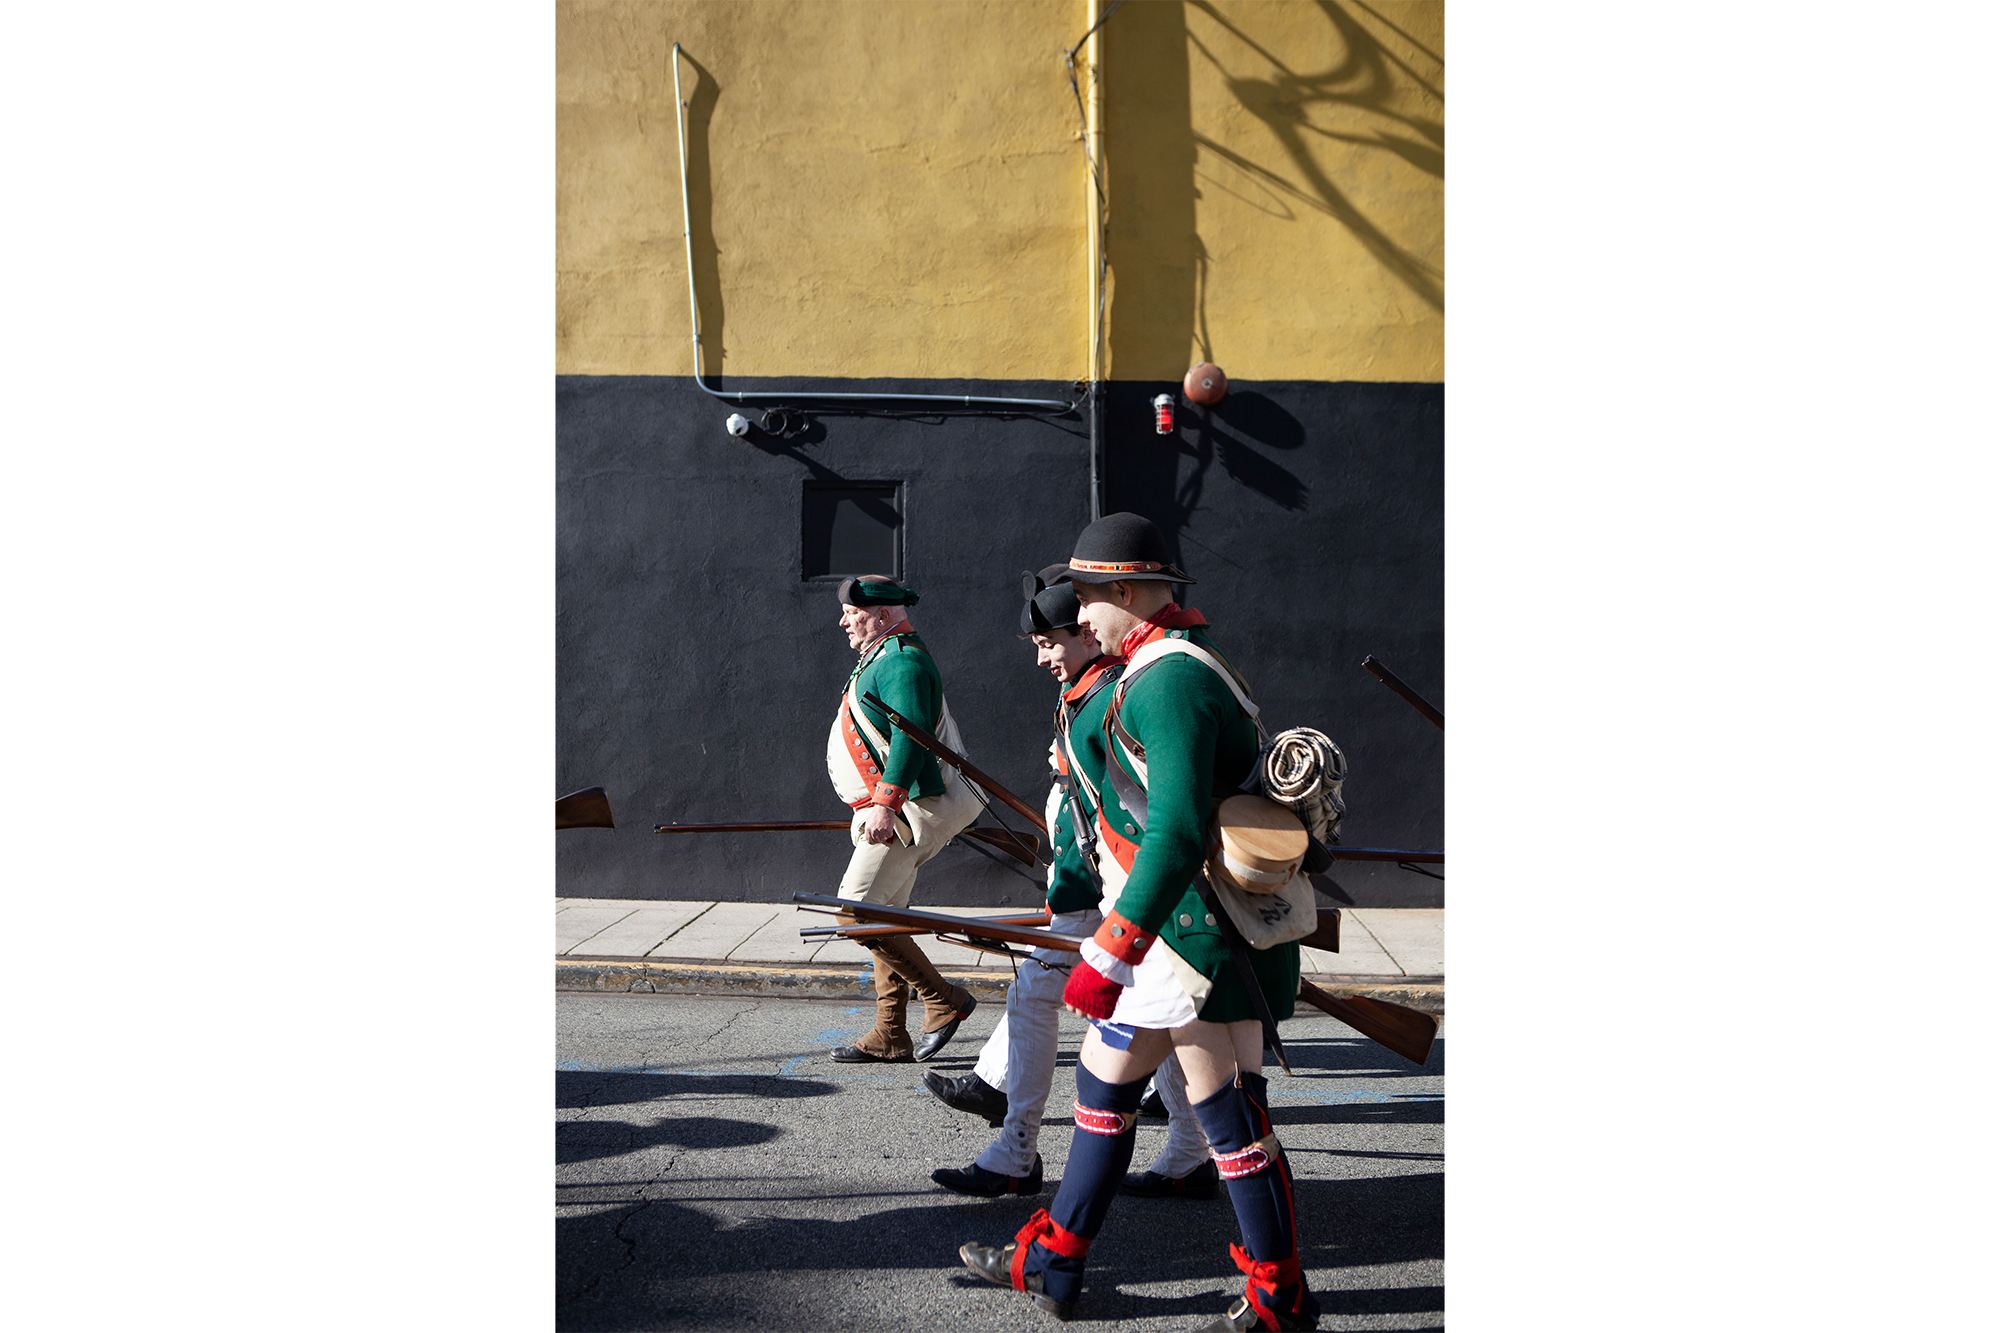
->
[558, 991, 1443, 1332]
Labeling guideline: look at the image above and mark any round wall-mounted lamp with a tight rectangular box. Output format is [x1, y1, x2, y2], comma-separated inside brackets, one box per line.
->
[1184, 362, 1227, 405]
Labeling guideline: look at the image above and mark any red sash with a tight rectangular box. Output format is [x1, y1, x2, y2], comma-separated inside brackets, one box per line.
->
[837, 628, 922, 805]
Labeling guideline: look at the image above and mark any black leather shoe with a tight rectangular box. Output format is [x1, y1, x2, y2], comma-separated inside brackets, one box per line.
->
[1138, 1086, 1168, 1118]
[913, 996, 977, 1062]
[958, 1240, 1075, 1320]
[923, 1070, 1009, 1126]
[1120, 1158, 1220, 1199]
[933, 1155, 1043, 1197]
[828, 1044, 911, 1064]
[1195, 1294, 1318, 1331]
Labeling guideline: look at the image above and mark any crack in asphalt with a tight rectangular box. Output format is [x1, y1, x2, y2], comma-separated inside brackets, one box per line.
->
[701, 999, 758, 1049]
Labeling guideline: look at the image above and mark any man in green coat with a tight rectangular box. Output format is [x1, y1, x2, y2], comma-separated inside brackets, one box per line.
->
[927, 567, 1217, 1202]
[957, 516, 1318, 1332]
[826, 575, 983, 1064]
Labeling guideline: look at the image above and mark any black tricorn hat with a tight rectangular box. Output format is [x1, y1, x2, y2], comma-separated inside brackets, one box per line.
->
[1056, 512, 1194, 585]
[1020, 579, 1084, 635]
[836, 575, 919, 608]
[1021, 563, 1073, 601]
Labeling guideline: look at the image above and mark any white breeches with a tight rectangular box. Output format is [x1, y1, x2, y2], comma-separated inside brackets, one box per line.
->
[835, 784, 982, 906]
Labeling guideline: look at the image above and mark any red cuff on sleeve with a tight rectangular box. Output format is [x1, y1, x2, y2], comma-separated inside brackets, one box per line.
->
[1091, 909, 1156, 966]
[871, 782, 910, 812]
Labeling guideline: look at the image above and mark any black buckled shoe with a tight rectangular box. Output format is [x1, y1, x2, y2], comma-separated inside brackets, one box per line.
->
[1120, 1157, 1220, 1199]
[913, 996, 977, 1062]
[958, 1240, 1075, 1321]
[923, 1070, 1009, 1126]
[828, 1044, 911, 1064]
[1196, 1294, 1317, 1332]
[1138, 1086, 1167, 1118]
[933, 1155, 1043, 1198]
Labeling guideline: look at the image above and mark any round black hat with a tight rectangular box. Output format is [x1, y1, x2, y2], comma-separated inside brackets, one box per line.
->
[1019, 580, 1084, 635]
[1057, 512, 1194, 585]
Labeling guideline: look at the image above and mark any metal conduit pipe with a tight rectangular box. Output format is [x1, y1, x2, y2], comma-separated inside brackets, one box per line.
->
[669, 44, 1078, 415]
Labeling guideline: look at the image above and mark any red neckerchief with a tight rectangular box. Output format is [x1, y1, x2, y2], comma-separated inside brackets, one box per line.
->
[1061, 653, 1120, 704]
[1118, 604, 1207, 659]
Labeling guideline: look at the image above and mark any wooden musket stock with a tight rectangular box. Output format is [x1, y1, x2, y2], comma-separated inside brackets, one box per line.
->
[1296, 980, 1439, 1067]
[557, 787, 615, 830]
[859, 691, 1050, 835]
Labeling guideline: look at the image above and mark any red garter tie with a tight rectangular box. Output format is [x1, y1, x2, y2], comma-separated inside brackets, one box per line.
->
[1010, 1209, 1090, 1289]
[1073, 1102, 1130, 1136]
[1213, 1136, 1276, 1179]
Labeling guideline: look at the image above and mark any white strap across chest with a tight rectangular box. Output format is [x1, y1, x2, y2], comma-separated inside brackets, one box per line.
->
[1117, 637, 1261, 720]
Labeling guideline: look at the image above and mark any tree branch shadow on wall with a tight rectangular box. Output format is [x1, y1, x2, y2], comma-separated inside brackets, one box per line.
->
[1186, 0, 1442, 311]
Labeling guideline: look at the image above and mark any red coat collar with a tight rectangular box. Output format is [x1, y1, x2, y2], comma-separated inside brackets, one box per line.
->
[1061, 653, 1122, 703]
[1118, 604, 1206, 659]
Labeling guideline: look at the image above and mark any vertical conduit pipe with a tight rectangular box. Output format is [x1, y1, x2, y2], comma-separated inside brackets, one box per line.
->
[1084, 0, 1107, 519]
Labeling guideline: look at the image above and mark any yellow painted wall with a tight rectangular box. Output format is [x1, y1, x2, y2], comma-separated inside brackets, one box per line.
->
[557, 0, 1085, 380]
[557, 0, 1442, 383]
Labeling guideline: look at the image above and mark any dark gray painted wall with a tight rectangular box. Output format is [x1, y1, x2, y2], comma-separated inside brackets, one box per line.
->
[557, 375, 1442, 908]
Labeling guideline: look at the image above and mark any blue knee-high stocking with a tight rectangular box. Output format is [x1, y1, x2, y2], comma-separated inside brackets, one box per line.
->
[1192, 1076, 1318, 1327]
[1018, 1064, 1148, 1305]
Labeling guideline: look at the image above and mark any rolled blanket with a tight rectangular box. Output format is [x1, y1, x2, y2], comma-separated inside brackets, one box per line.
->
[1258, 727, 1347, 845]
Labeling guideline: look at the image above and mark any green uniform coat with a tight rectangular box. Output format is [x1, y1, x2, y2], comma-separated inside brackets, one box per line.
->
[843, 630, 951, 801]
[1092, 622, 1299, 1024]
[1046, 656, 1122, 915]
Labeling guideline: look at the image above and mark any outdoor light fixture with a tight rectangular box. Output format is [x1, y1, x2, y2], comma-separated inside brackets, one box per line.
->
[1184, 362, 1227, 405]
[1153, 393, 1174, 434]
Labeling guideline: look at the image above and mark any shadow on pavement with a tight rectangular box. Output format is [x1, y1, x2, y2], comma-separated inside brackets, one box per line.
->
[558, 1173, 1441, 1329]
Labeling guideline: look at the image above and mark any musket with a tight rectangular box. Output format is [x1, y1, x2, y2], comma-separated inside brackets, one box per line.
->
[1361, 655, 1443, 732]
[557, 787, 615, 830]
[798, 894, 1437, 1068]
[859, 690, 1050, 836]
[800, 909, 1052, 943]
[654, 819, 1039, 866]
[793, 893, 1088, 952]
[1296, 980, 1439, 1067]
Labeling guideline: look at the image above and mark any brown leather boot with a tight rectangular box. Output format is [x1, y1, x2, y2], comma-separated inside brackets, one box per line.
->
[829, 945, 915, 1062]
[870, 933, 975, 1060]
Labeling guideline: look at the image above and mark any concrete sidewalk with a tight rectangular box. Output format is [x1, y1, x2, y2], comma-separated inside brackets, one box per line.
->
[556, 899, 1443, 1013]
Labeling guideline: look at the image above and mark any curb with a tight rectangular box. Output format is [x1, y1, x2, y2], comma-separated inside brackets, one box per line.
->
[557, 957, 1444, 1015]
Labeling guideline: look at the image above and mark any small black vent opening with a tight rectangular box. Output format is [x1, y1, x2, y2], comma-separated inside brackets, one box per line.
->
[803, 481, 903, 581]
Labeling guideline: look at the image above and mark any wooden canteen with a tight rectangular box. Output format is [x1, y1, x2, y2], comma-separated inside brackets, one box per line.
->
[1207, 794, 1308, 893]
